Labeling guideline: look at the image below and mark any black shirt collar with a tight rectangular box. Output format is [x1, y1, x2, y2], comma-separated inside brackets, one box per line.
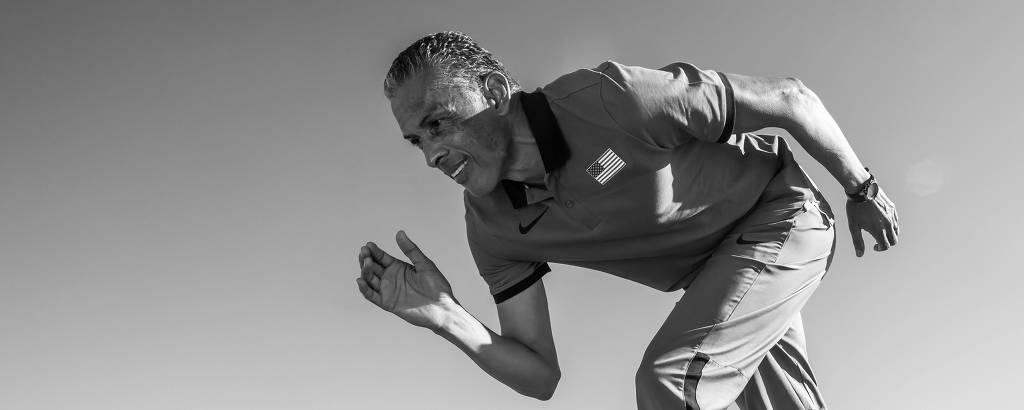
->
[501, 90, 570, 209]
[519, 90, 570, 173]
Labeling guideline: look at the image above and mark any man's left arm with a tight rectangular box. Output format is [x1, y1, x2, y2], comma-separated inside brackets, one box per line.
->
[724, 73, 899, 256]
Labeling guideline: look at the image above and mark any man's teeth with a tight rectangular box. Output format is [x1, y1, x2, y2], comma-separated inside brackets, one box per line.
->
[450, 161, 467, 178]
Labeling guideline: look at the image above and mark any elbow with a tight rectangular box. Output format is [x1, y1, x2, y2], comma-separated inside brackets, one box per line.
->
[532, 377, 557, 401]
[782, 77, 821, 108]
[524, 368, 561, 401]
[776, 77, 823, 129]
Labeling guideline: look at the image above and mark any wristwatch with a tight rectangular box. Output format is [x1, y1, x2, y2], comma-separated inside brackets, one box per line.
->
[847, 169, 879, 203]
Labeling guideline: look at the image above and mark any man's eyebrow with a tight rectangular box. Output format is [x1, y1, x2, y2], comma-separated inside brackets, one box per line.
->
[419, 107, 456, 127]
[401, 112, 431, 143]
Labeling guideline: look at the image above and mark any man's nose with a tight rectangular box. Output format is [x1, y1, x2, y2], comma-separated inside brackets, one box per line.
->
[423, 143, 448, 168]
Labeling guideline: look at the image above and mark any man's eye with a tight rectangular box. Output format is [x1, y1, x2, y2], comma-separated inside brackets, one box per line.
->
[427, 120, 442, 135]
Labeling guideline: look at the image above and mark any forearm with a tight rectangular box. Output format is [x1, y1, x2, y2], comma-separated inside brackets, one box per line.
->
[432, 301, 560, 400]
[729, 74, 870, 193]
[783, 84, 871, 193]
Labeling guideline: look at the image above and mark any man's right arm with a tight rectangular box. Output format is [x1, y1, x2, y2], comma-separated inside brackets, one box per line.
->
[433, 279, 561, 400]
[356, 232, 560, 401]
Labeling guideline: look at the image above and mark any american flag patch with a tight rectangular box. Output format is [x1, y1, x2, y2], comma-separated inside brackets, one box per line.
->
[586, 148, 626, 185]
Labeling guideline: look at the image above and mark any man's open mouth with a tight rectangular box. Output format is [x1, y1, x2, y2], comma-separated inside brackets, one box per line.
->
[449, 160, 467, 179]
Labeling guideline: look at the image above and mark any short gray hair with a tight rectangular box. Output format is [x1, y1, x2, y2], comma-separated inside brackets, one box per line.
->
[383, 31, 520, 98]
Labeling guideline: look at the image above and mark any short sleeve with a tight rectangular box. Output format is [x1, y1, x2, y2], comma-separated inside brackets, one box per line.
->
[596, 61, 735, 147]
[468, 237, 550, 304]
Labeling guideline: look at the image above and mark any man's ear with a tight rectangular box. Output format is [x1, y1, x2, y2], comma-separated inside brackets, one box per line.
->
[482, 72, 512, 115]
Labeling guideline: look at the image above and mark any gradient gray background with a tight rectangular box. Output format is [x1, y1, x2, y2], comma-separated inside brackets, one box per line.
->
[2, 1, 1021, 409]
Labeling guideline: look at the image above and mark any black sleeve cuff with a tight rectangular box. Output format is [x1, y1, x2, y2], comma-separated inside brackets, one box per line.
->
[715, 71, 736, 143]
[493, 263, 551, 304]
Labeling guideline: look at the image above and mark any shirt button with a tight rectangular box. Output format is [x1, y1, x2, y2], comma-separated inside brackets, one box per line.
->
[564, 200, 574, 208]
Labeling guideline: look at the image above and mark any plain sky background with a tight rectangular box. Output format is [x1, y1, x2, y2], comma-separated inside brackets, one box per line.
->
[2, 1, 1022, 409]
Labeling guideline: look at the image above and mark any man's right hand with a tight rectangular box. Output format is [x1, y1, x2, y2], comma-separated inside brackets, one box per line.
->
[358, 232, 561, 400]
[356, 230, 457, 330]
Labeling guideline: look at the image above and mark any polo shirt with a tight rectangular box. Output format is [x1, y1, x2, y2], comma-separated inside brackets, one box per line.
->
[464, 61, 825, 303]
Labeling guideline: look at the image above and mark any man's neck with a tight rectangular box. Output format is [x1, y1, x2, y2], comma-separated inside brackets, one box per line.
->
[501, 92, 546, 186]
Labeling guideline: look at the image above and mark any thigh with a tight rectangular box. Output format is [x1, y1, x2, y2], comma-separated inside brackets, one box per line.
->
[638, 200, 835, 409]
[647, 200, 833, 354]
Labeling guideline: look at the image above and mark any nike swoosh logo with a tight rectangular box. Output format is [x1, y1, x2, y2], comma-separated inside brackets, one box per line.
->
[518, 207, 549, 234]
[736, 234, 763, 245]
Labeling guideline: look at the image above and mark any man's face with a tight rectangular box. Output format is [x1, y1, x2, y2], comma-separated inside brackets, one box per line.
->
[390, 70, 510, 197]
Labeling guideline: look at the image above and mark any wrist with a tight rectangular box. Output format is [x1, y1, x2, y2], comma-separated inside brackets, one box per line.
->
[430, 296, 464, 334]
[843, 167, 873, 195]
[846, 168, 879, 203]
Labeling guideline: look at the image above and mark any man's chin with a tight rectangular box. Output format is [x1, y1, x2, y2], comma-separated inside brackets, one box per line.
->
[463, 186, 486, 197]
[462, 180, 497, 197]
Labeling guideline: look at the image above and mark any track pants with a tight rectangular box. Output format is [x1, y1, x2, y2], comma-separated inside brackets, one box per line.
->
[636, 199, 836, 410]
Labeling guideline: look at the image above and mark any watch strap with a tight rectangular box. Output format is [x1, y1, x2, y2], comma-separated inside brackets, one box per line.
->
[847, 168, 877, 202]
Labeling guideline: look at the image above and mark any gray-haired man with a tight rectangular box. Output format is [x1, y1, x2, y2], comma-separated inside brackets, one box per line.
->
[357, 31, 898, 409]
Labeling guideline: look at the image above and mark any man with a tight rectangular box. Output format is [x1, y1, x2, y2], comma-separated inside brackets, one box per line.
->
[356, 31, 898, 409]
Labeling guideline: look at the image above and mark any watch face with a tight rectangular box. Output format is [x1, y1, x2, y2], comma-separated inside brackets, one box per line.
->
[866, 181, 880, 200]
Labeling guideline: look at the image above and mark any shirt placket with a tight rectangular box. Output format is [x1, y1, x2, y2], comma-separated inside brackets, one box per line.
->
[545, 173, 600, 230]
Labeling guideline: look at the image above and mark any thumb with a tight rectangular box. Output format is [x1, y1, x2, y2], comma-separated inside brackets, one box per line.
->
[396, 230, 437, 271]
